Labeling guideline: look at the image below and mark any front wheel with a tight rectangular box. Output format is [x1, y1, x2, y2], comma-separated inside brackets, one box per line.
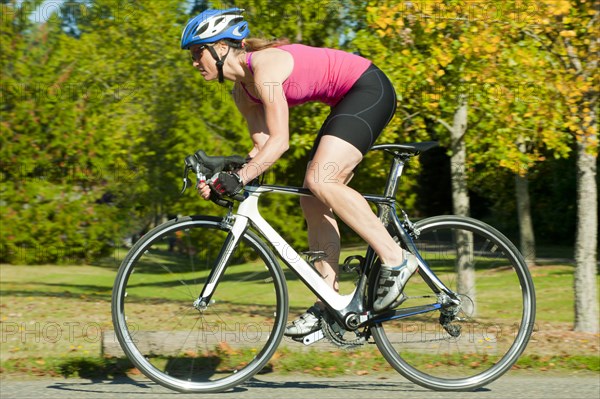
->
[111, 216, 288, 393]
[372, 215, 536, 391]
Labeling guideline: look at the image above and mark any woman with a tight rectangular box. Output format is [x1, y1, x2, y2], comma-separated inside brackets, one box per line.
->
[182, 8, 417, 337]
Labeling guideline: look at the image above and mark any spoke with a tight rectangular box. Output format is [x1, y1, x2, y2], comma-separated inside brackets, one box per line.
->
[138, 248, 197, 301]
[182, 228, 200, 290]
[115, 219, 286, 392]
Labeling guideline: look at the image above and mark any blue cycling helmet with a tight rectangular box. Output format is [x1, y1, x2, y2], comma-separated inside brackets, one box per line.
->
[181, 8, 249, 49]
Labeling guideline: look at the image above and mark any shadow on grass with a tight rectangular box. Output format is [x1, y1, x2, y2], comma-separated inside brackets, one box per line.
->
[0, 284, 112, 301]
[58, 357, 135, 380]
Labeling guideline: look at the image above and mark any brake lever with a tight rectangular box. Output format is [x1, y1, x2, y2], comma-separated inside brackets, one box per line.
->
[181, 154, 203, 195]
[180, 152, 245, 206]
[189, 159, 231, 207]
[180, 164, 192, 195]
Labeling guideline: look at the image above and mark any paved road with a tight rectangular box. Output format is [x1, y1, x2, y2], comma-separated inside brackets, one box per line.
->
[1, 374, 598, 399]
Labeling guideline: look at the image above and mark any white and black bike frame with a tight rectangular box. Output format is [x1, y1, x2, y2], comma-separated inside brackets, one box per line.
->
[192, 143, 460, 331]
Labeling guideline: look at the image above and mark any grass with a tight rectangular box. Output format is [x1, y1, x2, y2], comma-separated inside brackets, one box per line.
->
[1, 348, 597, 380]
[1, 254, 599, 379]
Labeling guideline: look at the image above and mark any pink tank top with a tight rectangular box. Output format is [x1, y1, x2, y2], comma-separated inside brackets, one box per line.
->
[241, 44, 371, 107]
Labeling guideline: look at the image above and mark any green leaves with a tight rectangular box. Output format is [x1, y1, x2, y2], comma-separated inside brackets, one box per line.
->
[0, 0, 351, 263]
[0, 1, 246, 263]
[356, 0, 578, 179]
[2, 1, 593, 264]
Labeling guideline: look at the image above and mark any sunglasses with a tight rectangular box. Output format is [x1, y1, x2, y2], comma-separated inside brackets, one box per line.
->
[190, 45, 209, 62]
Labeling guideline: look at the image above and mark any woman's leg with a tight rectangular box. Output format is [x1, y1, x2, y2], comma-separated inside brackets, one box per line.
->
[304, 135, 405, 267]
[299, 195, 340, 295]
[286, 65, 412, 336]
[284, 180, 344, 337]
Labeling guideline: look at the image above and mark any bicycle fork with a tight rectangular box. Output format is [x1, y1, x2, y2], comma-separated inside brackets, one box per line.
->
[192, 215, 249, 311]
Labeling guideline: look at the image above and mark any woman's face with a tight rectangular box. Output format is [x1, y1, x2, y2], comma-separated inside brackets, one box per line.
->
[190, 44, 215, 80]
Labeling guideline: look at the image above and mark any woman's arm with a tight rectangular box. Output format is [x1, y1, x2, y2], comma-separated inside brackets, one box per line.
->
[233, 84, 269, 158]
[233, 49, 293, 184]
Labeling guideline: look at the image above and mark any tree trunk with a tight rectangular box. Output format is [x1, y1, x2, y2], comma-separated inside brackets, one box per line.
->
[450, 95, 470, 218]
[449, 94, 475, 316]
[573, 117, 598, 333]
[515, 173, 536, 267]
[561, 37, 599, 333]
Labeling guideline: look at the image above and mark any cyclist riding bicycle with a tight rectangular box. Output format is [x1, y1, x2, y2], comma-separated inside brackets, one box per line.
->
[181, 8, 418, 337]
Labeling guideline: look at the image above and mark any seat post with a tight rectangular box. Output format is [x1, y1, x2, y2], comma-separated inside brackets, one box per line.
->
[370, 142, 437, 199]
[382, 154, 408, 199]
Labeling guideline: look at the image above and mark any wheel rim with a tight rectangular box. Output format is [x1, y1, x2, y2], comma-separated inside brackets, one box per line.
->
[112, 219, 287, 392]
[373, 217, 535, 389]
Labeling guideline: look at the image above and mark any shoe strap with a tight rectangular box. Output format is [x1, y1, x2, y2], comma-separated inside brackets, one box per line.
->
[391, 258, 408, 271]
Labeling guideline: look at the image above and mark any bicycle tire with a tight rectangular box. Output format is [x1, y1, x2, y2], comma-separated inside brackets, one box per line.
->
[111, 215, 288, 393]
[371, 215, 536, 391]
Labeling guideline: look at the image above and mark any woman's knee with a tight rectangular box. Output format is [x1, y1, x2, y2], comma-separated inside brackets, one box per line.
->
[303, 167, 343, 199]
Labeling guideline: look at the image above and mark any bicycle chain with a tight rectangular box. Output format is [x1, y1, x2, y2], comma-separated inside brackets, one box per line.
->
[319, 294, 470, 348]
[378, 294, 470, 345]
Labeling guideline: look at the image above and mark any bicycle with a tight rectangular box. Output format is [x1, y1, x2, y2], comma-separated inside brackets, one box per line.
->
[111, 141, 536, 393]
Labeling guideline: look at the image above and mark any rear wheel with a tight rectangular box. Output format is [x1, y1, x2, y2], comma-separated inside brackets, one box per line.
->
[112, 216, 288, 393]
[372, 215, 535, 391]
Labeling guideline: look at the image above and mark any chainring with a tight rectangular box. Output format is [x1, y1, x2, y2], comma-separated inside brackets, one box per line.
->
[320, 313, 368, 350]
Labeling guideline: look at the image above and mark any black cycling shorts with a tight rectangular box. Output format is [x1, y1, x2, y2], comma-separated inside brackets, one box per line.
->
[309, 64, 397, 159]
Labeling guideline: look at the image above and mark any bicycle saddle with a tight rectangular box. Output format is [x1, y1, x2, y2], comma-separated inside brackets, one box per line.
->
[371, 141, 439, 155]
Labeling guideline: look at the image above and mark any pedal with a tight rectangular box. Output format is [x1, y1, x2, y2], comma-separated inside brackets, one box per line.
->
[292, 329, 325, 345]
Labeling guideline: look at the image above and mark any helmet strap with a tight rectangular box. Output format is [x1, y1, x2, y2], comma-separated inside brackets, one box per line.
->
[207, 45, 231, 84]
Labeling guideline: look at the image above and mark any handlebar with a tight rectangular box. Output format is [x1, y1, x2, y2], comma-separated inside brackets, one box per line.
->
[181, 150, 247, 207]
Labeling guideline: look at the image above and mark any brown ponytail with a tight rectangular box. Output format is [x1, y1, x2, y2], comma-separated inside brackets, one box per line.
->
[243, 37, 290, 52]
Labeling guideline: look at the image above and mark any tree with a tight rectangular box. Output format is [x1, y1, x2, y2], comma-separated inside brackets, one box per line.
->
[353, 1, 487, 312]
[353, 0, 580, 314]
[515, 0, 598, 333]
[1, 0, 130, 263]
[1, 0, 356, 264]
[0, 0, 250, 263]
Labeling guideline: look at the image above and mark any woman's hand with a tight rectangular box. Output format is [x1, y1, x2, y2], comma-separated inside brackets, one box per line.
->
[196, 181, 211, 200]
[209, 172, 244, 197]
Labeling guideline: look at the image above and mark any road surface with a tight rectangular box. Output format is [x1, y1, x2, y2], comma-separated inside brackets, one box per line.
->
[1, 373, 598, 399]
